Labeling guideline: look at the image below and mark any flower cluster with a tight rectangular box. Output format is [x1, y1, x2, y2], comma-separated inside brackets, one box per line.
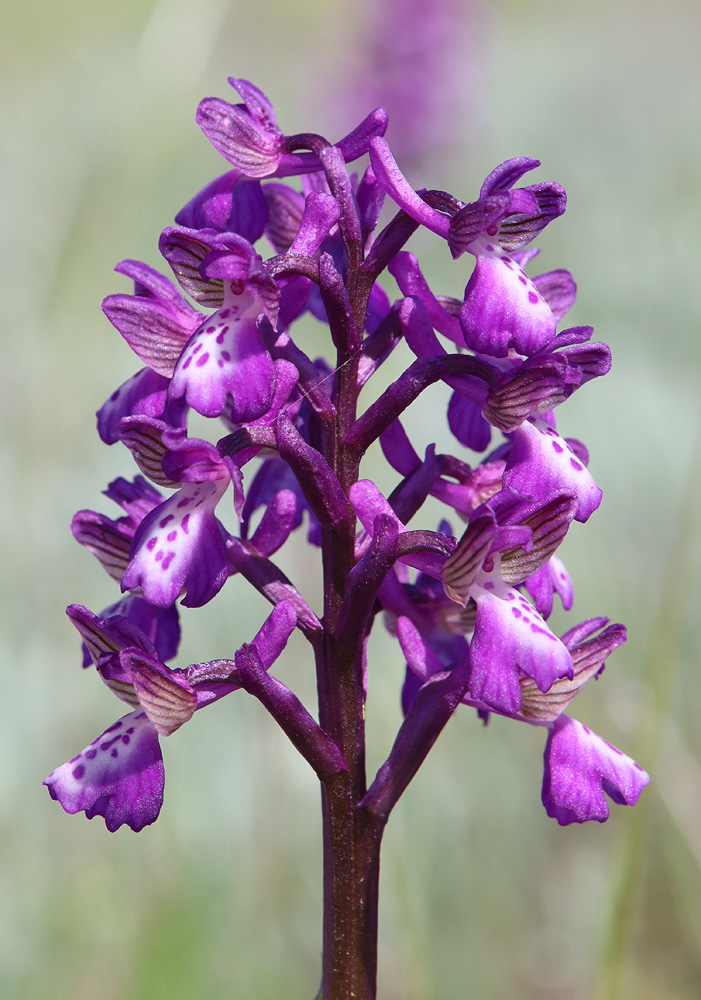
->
[46, 77, 648, 835]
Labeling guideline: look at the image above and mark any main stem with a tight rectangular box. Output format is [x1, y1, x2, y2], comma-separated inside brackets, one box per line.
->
[316, 289, 385, 998]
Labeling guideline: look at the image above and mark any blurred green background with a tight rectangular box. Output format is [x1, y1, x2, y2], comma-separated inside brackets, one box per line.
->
[3, 0, 701, 997]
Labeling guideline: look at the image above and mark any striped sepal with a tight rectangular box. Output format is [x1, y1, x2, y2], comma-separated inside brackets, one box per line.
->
[518, 672, 587, 723]
[102, 676, 140, 707]
[102, 294, 197, 378]
[500, 494, 576, 586]
[117, 417, 179, 488]
[159, 227, 225, 308]
[122, 651, 197, 737]
[436, 600, 477, 635]
[441, 510, 496, 606]
[67, 604, 127, 664]
[483, 361, 569, 433]
[519, 621, 625, 722]
[71, 511, 133, 581]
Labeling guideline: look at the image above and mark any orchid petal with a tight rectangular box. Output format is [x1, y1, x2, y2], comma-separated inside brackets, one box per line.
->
[542, 715, 649, 824]
[460, 246, 557, 358]
[503, 420, 602, 523]
[120, 649, 197, 737]
[122, 481, 229, 608]
[169, 295, 275, 420]
[44, 711, 164, 832]
[469, 583, 573, 714]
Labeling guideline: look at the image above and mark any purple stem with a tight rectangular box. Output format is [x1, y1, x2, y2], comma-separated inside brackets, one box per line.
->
[345, 354, 496, 457]
[226, 537, 322, 642]
[361, 656, 472, 821]
[235, 643, 347, 780]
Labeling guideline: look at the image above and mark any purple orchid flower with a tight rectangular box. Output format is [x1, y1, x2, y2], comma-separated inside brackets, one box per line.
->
[197, 78, 388, 180]
[156, 228, 279, 421]
[119, 426, 239, 608]
[395, 613, 649, 822]
[45, 602, 297, 831]
[370, 141, 568, 359]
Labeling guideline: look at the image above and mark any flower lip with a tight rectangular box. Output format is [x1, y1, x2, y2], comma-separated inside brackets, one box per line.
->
[542, 715, 650, 824]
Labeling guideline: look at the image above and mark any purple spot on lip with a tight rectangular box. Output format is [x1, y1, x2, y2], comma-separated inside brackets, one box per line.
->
[219, 309, 230, 319]
[155, 550, 164, 562]
[162, 551, 175, 571]
[167, 530, 177, 542]
[570, 458, 583, 471]
[192, 342, 202, 354]
[181, 356, 192, 370]
[528, 291, 539, 305]
[485, 244, 494, 252]
[217, 360, 224, 368]
[552, 441, 563, 453]
[484, 581, 495, 590]
[181, 514, 190, 533]
[146, 537, 158, 551]
[111, 749, 119, 758]
[85, 748, 97, 760]
[221, 351, 231, 361]
[206, 325, 216, 333]
[122, 735, 130, 745]
[511, 607, 521, 618]
[72, 764, 85, 780]
[518, 274, 528, 285]
[177, 497, 190, 509]
[159, 514, 174, 529]
[196, 352, 210, 367]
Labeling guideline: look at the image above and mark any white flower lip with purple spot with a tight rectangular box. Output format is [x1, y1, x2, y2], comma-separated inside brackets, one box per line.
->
[122, 479, 230, 609]
[169, 291, 276, 420]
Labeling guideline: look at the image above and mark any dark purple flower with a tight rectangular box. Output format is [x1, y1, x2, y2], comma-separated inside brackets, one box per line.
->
[155, 228, 279, 421]
[55, 76, 646, 952]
